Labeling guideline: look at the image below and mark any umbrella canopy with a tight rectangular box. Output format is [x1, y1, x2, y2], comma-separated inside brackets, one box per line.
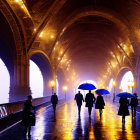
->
[95, 89, 110, 95]
[116, 92, 135, 98]
[78, 83, 96, 90]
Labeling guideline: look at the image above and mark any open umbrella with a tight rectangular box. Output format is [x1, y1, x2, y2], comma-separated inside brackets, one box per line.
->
[116, 92, 135, 98]
[78, 83, 96, 90]
[95, 89, 110, 95]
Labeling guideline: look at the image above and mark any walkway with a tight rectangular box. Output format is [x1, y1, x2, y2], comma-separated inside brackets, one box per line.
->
[0, 99, 140, 140]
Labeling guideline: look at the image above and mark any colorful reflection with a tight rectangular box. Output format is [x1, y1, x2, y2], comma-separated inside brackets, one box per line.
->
[31, 100, 138, 140]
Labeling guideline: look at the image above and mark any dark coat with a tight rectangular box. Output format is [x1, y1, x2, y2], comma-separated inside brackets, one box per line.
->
[51, 95, 58, 105]
[95, 95, 105, 109]
[85, 93, 96, 107]
[74, 93, 84, 106]
[118, 98, 129, 116]
[22, 100, 35, 126]
[130, 97, 138, 107]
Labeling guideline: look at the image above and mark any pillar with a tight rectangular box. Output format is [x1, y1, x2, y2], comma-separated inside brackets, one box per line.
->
[9, 54, 31, 102]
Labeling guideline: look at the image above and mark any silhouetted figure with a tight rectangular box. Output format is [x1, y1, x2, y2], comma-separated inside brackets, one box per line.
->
[95, 95, 105, 116]
[85, 90, 96, 117]
[22, 95, 35, 137]
[51, 93, 58, 114]
[74, 91, 84, 116]
[118, 97, 129, 125]
[130, 93, 138, 117]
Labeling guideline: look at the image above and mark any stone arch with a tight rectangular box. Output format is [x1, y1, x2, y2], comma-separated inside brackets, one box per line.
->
[50, 6, 138, 57]
[29, 52, 53, 96]
[115, 67, 134, 93]
[0, 1, 25, 52]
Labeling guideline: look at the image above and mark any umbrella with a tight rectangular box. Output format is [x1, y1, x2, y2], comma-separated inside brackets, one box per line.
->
[116, 92, 135, 98]
[95, 89, 110, 95]
[78, 83, 96, 90]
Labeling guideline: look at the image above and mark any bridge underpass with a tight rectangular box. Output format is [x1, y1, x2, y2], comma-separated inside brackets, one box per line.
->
[1, 0, 140, 139]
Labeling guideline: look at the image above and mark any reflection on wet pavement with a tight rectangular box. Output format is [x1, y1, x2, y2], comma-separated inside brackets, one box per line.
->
[0, 100, 140, 139]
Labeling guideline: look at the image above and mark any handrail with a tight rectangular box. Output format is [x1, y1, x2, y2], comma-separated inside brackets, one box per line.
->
[0, 96, 51, 119]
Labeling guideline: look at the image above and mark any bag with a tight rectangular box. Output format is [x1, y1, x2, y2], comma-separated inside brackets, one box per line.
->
[29, 112, 36, 126]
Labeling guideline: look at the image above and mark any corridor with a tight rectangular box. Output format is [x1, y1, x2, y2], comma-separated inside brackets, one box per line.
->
[0, 99, 140, 140]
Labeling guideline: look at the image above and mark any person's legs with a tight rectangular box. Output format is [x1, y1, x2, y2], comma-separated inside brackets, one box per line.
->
[28, 126, 31, 136]
[99, 109, 102, 115]
[53, 104, 56, 113]
[131, 106, 134, 117]
[78, 105, 81, 115]
[134, 107, 136, 117]
[122, 116, 125, 124]
[88, 107, 92, 116]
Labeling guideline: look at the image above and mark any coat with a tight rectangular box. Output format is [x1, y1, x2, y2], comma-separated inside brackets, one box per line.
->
[74, 93, 84, 106]
[51, 94, 58, 105]
[22, 100, 35, 126]
[85, 93, 96, 107]
[118, 98, 129, 116]
[130, 97, 138, 107]
[95, 95, 105, 109]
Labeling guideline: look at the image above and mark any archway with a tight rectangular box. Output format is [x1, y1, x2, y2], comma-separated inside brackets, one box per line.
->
[120, 71, 134, 92]
[0, 58, 10, 103]
[30, 52, 53, 97]
[30, 60, 43, 98]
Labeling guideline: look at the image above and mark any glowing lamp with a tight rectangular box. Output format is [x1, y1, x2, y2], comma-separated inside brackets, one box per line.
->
[63, 86, 68, 91]
[112, 81, 116, 88]
[50, 81, 55, 88]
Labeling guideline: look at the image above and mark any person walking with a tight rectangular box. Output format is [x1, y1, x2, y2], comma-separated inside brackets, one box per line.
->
[22, 95, 35, 137]
[118, 97, 129, 125]
[95, 94, 105, 116]
[85, 90, 96, 117]
[130, 93, 138, 117]
[74, 91, 84, 116]
[51, 93, 58, 114]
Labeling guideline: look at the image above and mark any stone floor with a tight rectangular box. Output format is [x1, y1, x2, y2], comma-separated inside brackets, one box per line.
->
[0, 99, 140, 140]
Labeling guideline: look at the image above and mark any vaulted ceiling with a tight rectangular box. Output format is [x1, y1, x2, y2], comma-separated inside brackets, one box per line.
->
[2, 0, 140, 86]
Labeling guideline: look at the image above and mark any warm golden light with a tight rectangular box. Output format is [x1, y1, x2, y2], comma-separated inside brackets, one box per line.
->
[63, 86, 68, 91]
[131, 81, 135, 88]
[39, 32, 43, 37]
[50, 35, 54, 39]
[112, 81, 116, 88]
[50, 80, 55, 88]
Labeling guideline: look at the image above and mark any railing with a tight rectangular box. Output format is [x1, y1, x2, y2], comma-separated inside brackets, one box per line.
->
[0, 96, 51, 119]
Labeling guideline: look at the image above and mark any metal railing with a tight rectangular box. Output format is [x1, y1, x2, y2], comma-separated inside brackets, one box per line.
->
[0, 96, 51, 119]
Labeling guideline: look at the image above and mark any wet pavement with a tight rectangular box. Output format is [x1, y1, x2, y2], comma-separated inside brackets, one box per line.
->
[0, 99, 140, 140]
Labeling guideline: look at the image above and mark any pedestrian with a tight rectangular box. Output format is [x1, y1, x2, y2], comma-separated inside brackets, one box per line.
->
[85, 90, 96, 117]
[74, 91, 84, 116]
[51, 93, 58, 114]
[22, 95, 35, 137]
[95, 94, 105, 116]
[118, 97, 129, 125]
[130, 93, 138, 117]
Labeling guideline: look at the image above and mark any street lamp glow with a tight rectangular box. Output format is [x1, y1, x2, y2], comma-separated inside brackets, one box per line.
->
[50, 80, 55, 88]
[112, 81, 116, 88]
[63, 86, 68, 91]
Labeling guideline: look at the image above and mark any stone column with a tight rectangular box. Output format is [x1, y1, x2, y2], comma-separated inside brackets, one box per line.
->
[9, 54, 31, 102]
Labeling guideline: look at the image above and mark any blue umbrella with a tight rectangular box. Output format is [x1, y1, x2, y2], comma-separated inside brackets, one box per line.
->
[95, 89, 110, 95]
[78, 83, 96, 90]
[116, 92, 135, 98]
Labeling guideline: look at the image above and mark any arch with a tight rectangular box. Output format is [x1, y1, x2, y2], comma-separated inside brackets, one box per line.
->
[115, 67, 134, 92]
[30, 60, 43, 98]
[29, 52, 53, 96]
[0, 1, 25, 52]
[0, 59, 10, 103]
[50, 6, 137, 56]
